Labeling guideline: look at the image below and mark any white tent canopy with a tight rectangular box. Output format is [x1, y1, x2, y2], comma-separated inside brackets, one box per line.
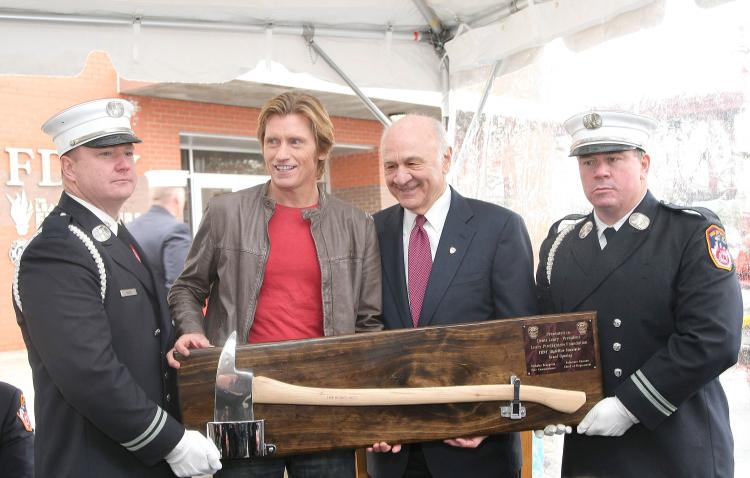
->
[0, 0, 658, 97]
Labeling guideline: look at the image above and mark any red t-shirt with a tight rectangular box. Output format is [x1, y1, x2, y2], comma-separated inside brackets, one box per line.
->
[248, 203, 324, 343]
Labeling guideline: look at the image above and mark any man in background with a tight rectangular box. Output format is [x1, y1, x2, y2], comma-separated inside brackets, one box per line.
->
[129, 170, 192, 294]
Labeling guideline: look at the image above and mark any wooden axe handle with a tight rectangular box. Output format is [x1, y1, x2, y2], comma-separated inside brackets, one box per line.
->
[253, 376, 586, 414]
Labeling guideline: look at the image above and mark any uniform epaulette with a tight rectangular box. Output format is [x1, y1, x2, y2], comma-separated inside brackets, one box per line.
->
[659, 201, 722, 225]
[556, 213, 587, 233]
[41, 213, 73, 238]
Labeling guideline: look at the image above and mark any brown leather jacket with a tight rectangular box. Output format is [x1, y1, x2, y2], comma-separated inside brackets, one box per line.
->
[168, 182, 382, 346]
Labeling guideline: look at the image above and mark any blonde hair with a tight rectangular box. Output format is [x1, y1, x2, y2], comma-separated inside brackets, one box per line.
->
[257, 92, 334, 179]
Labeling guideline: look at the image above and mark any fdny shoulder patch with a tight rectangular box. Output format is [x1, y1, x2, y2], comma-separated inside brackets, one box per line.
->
[17, 392, 33, 432]
[705, 225, 732, 271]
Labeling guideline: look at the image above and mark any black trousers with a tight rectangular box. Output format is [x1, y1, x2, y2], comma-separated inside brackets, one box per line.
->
[403, 444, 521, 478]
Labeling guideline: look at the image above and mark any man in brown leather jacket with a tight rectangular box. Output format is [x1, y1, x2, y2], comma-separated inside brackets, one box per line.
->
[167, 92, 382, 478]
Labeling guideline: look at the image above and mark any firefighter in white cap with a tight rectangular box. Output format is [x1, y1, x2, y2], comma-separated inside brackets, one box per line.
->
[13, 98, 221, 477]
[536, 110, 742, 477]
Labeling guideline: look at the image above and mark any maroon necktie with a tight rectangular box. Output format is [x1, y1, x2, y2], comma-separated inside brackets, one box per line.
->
[408, 215, 432, 327]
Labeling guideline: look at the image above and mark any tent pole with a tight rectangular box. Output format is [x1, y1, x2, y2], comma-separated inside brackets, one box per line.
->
[451, 60, 501, 173]
[303, 26, 391, 127]
[441, 58, 450, 130]
[412, 0, 444, 38]
[0, 11, 427, 42]
[412, 0, 452, 128]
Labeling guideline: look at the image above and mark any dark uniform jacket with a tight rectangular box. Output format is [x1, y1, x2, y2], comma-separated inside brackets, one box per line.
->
[0, 381, 34, 478]
[369, 187, 538, 478]
[128, 205, 192, 293]
[13, 192, 183, 478]
[537, 191, 742, 478]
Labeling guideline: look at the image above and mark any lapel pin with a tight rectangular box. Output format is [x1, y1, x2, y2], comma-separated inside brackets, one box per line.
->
[579, 221, 593, 239]
[92, 225, 111, 242]
[449, 246, 456, 254]
[628, 213, 650, 230]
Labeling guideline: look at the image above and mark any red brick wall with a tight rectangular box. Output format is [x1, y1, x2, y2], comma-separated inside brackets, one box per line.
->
[330, 151, 382, 212]
[127, 96, 255, 172]
[0, 52, 385, 351]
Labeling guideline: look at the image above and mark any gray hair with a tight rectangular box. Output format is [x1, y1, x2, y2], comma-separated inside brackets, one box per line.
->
[150, 186, 184, 205]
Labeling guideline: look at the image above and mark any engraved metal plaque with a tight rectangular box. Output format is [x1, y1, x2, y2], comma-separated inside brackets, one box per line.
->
[524, 318, 596, 375]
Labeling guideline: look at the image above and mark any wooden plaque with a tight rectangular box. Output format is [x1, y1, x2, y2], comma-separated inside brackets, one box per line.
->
[177, 312, 602, 456]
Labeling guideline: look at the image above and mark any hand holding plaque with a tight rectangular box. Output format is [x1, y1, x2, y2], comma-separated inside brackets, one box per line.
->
[576, 397, 638, 436]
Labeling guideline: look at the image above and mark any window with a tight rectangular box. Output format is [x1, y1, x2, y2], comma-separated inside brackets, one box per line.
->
[180, 133, 269, 232]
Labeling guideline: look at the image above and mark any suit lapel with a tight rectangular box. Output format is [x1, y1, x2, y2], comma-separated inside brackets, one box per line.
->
[379, 206, 413, 328]
[568, 214, 599, 277]
[105, 233, 157, 296]
[419, 189, 476, 327]
[565, 192, 659, 310]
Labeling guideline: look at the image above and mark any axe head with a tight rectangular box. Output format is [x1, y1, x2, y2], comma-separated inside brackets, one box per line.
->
[214, 331, 255, 422]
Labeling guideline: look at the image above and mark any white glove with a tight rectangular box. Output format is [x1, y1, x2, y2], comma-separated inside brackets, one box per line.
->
[165, 430, 223, 477]
[577, 396, 639, 436]
[533, 424, 572, 439]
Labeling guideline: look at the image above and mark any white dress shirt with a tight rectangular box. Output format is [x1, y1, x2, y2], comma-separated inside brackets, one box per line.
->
[593, 191, 647, 250]
[68, 193, 120, 235]
[402, 185, 452, 284]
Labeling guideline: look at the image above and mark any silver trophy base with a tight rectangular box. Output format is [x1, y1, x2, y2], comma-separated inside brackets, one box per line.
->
[207, 419, 277, 459]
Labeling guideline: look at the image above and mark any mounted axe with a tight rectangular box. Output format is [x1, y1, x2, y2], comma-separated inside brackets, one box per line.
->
[252, 375, 585, 413]
[214, 332, 585, 414]
[181, 312, 604, 457]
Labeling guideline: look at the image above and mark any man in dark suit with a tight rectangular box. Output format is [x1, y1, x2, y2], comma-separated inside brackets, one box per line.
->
[536, 110, 742, 477]
[0, 381, 34, 478]
[129, 175, 192, 294]
[368, 114, 537, 478]
[13, 98, 220, 478]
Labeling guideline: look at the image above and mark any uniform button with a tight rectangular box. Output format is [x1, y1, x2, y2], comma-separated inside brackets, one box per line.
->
[171, 320, 175, 327]
[613, 318, 622, 327]
[614, 368, 622, 377]
[154, 328, 161, 336]
[613, 342, 621, 351]
[164, 371, 169, 379]
[166, 393, 171, 402]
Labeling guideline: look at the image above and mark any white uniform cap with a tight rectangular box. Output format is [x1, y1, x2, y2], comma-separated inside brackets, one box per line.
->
[41, 98, 142, 156]
[564, 110, 657, 157]
[144, 169, 189, 188]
